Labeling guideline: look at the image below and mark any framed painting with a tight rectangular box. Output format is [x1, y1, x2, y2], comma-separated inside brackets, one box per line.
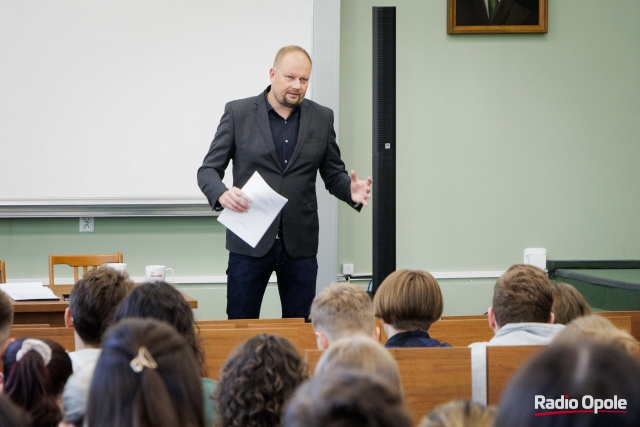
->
[447, 0, 548, 34]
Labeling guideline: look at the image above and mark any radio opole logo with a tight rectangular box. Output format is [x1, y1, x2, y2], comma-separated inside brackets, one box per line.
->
[534, 395, 627, 416]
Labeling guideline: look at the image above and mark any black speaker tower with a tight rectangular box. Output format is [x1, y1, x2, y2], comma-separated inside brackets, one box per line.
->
[372, 7, 396, 295]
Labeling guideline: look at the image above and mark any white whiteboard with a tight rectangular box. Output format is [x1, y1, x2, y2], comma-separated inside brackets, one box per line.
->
[0, 0, 312, 213]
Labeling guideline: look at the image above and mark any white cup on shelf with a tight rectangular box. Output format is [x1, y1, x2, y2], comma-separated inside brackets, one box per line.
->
[145, 265, 174, 283]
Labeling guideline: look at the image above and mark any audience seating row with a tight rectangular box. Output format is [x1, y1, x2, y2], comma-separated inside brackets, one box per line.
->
[305, 345, 549, 421]
[9, 312, 639, 422]
[441, 311, 640, 341]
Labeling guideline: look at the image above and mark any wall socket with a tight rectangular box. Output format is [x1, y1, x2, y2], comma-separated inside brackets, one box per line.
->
[80, 217, 94, 232]
[342, 263, 354, 275]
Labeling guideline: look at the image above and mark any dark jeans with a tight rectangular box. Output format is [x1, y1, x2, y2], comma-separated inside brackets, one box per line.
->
[226, 239, 317, 320]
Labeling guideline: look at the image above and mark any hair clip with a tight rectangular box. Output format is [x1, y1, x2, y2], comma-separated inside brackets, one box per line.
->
[130, 346, 158, 373]
[16, 339, 52, 366]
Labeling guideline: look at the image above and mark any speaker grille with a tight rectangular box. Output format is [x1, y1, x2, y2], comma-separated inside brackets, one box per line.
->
[372, 7, 396, 294]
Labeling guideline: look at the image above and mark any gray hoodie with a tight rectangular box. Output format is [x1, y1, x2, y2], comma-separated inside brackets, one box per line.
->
[469, 322, 565, 404]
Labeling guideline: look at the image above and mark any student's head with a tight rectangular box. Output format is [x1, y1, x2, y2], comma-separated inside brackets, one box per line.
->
[490, 264, 553, 329]
[419, 400, 496, 427]
[215, 334, 308, 427]
[310, 283, 376, 349]
[86, 318, 205, 427]
[552, 314, 639, 355]
[60, 361, 97, 427]
[3, 337, 73, 426]
[270, 46, 312, 109]
[315, 335, 402, 392]
[283, 369, 413, 427]
[113, 281, 205, 374]
[374, 269, 443, 331]
[495, 342, 640, 427]
[67, 267, 134, 347]
[551, 282, 591, 324]
[0, 290, 14, 354]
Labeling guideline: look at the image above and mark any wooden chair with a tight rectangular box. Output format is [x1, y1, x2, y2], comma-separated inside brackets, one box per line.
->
[305, 347, 472, 424]
[198, 327, 301, 380]
[429, 319, 495, 347]
[195, 318, 305, 328]
[9, 327, 76, 352]
[0, 259, 5, 283]
[48, 252, 123, 285]
[486, 345, 546, 405]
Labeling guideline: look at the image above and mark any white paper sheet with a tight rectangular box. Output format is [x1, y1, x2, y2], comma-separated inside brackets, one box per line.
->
[217, 171, 288, 248]
[0, 282, 60, 301]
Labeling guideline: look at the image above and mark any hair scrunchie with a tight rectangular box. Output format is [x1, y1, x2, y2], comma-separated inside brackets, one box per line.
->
[15, 338, 53, 366]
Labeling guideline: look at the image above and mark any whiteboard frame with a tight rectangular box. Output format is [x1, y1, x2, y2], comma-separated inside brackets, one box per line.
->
[1, 1, 340, 218]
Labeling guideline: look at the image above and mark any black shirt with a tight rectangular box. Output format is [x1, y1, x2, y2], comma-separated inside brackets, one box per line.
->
[265, 87, 300, 171]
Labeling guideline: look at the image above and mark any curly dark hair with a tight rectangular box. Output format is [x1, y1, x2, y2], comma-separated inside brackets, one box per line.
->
[214, 334, 308, 427]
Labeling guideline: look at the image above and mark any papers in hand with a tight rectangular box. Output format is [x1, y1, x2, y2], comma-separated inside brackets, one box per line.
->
[217, 171, 288, 248]
[0, 282, 60, 301]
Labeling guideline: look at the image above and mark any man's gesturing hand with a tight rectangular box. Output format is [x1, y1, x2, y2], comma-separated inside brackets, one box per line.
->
[350, 170, 373, 207]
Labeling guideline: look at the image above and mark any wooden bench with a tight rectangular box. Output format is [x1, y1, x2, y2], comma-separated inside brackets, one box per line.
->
[195, 318, 305, 328]
[429, 319, 494, 347]
[305, 347, 472, 424]
[486, 345, 546, 405]
[199, 327, 303, 380]
[596, 311, 640, 341]
[247, 322, 317, 352]
[12, 324, 51, 328]
[9, 326, 75, 351]
[440, 313, 637, 340]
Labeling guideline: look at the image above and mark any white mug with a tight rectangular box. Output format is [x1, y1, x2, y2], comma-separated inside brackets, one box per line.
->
[145, 265, 174, 283]
[105, 263, 128, 273]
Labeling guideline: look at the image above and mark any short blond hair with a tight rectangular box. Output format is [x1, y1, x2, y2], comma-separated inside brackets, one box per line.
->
[552, 314, 639, 355]
[309, 283, 375, 343]
[374, 269, 443, 331]
[419, 400, 496, 427]
[274, 45, 312, 68]
[314, 335, 402, 392]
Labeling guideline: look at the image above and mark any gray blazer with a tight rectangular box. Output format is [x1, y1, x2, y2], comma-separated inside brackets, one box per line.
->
[198, 90, 360, 258]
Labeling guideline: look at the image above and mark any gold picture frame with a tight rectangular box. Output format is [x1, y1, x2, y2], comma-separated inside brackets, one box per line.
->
[447, 0, 548, 34]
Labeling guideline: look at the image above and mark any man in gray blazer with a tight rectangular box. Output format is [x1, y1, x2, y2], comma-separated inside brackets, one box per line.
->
[198, 46, 372, 320]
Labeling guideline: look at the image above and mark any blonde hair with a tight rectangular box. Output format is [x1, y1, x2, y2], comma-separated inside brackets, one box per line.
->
[419, 400, 496, 427]
[273, 45, 312, 68]
[552, 314, 639, 355]
[309, 283, 375, 343]
[314, 335, 401, 392]
[374, 270, 443, 331]
[551, 282, 591, 324]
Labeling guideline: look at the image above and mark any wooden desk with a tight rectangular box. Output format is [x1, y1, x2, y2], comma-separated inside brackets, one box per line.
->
[12, 285, 198, 327]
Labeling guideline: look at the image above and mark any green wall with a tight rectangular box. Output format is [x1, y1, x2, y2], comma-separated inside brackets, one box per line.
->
[2, 0, 639, 319]
[338, 0, 640, 273]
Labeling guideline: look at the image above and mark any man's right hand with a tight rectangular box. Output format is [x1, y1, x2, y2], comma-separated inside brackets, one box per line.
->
[218, 187, 251, 213]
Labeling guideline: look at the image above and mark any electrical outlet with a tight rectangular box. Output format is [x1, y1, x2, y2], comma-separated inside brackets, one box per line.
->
[342, 263, 354, 275]
[80, 217, 94, 232]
